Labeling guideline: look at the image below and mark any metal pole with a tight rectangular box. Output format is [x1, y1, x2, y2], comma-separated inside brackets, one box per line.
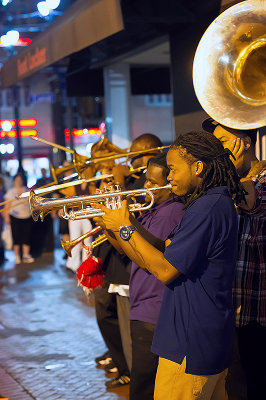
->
[13, 85, 26, 181]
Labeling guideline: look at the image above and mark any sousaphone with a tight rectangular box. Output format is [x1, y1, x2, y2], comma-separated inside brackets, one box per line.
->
[193, 0, 266, 130]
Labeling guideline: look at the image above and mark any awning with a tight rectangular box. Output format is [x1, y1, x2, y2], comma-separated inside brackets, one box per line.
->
[0, 0, 124, 88]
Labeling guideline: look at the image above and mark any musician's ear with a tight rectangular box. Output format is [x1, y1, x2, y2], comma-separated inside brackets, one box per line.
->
[243, 136, 251, 150]
[194, 161, 204, 176]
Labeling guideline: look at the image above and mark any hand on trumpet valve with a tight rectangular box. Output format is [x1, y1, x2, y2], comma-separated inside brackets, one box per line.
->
[93, 199, 131, 232]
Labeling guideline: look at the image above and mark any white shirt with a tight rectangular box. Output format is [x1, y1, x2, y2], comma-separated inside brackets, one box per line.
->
[5, 187, 31, 219]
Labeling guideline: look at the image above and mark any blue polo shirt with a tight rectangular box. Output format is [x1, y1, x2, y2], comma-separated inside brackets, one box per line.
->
[151, 186, 238, 375]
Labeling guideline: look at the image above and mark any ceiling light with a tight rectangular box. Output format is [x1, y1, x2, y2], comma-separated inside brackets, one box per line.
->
[1, 120, 12, 132]
[6, 30, 19, 45]
[46, 0, 61, 10]
[6, 143, 15, 154]
[2, 0, 12, 6]
[37, 1, 50, 17]
[0, 30, 20, 47]
[0, 144, 6, 154]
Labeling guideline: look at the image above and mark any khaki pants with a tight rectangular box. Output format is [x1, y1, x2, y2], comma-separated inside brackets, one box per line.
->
[154, 357, 228, 400]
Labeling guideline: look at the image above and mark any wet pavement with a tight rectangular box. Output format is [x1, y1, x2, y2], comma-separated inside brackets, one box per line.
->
[0, 250, 129, 400]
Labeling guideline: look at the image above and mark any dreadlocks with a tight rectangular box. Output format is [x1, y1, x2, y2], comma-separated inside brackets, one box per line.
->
[171, 131, 246, 208]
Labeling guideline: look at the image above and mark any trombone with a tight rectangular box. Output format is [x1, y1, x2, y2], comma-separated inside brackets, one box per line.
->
[19, 166, 146, 199]
[29, 184, 172, 222]
[31, 136, 169, 177]
[61, 226, 107, 257]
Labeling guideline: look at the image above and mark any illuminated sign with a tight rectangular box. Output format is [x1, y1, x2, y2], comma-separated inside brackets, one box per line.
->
[19, 129, 38, 137]
[0, 130, 17, 138]
[0, 119, 16, 128]
[65, 128, 102, 139]
[0, 38, 32, 47]
[18, 119, 37, 127]
[0, 119, 38, 138]
[17, 47, 47, 77]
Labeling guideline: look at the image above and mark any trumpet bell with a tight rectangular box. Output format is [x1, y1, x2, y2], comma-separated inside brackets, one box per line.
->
[193, 0, 266, 130]
[29, 190, 54, 222]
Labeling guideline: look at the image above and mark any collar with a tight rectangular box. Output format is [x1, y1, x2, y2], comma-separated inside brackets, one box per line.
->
[139, 197, 180, 220]
[205, 186, 229, 195]
[247, 160, 266, 178]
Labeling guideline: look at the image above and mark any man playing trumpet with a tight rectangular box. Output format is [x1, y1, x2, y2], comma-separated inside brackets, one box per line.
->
[93, 131, 245, 400]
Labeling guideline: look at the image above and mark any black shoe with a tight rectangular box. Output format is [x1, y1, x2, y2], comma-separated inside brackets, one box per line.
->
[105, 375, 130, 388]
[95, 350, 111, 364]
[104, 360, 118, 373]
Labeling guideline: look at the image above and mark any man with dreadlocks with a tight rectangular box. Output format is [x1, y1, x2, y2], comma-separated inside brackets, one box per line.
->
[93, 131, 245, 400]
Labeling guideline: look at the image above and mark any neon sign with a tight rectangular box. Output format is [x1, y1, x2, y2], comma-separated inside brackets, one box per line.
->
[65, 128, 102, 138]
[0, 119, 38, 138]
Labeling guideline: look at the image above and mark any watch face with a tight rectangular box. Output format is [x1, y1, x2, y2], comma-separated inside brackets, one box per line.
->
[120, 226, 131, 241]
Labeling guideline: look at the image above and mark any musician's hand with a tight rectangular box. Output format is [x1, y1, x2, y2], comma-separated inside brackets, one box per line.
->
[58, 209, 64, 218]
[112, 165, 131, 186]
[82, 165, 96, 179]
[92, 200, 131, 232]
[226, 137, 246, 171]
[93, 216, 106, 231]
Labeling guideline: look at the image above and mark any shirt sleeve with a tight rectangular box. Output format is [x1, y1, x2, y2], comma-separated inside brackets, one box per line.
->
[164, 210, 211, 278]
[248, 173, 265, 213]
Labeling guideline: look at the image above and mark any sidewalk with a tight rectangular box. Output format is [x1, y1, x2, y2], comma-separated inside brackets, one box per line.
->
[0, 250, 129, 400]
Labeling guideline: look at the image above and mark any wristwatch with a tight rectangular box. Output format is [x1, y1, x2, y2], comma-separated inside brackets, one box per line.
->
[119, 225, 137, 241]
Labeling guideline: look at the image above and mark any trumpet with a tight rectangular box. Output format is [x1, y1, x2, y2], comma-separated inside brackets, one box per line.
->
[29, 184, 172, 222]
[61, 227, 107, 257]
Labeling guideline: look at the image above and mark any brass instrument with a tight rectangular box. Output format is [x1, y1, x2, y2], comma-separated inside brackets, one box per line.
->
[32, 134, 126, 156]
[61, 226, 106, 257]
[19, 173, 114, 199]
[19, 166, 146, 199]
[193, 0, 266, 130]
[62, 231, 107, 257]
[90, 234, 108, 249]
[32, 136, 169, 176]
[29, 184, 172, 222]
[32, 135, 127, 178]
[50, 162, 77, 182]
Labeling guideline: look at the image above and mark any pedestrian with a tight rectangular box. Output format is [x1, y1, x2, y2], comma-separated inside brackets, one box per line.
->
[4, 174, 34, 264]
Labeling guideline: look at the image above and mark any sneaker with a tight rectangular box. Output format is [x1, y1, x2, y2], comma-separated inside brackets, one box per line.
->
[15, 256, 21, 264]
[95, 351, 111, 364]
[104, 361, 118, 373]
[22, 255, 34, 263]
[105, 375, 130, 388]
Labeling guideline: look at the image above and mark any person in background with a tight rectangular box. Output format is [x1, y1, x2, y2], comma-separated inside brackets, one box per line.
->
[4, 174, 34, 264]
[52, 161, 74, 262]
[94, 133, 165, 389]
[0, 177, 6, 265]
[31, 168, 54, 257]
[35, 168, 52, 188]
[203, 118, 266, 400]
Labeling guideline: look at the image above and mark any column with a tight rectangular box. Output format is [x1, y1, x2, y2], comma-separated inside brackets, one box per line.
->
[104, 63, 132, 148]
[169, 13, 219, 136]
